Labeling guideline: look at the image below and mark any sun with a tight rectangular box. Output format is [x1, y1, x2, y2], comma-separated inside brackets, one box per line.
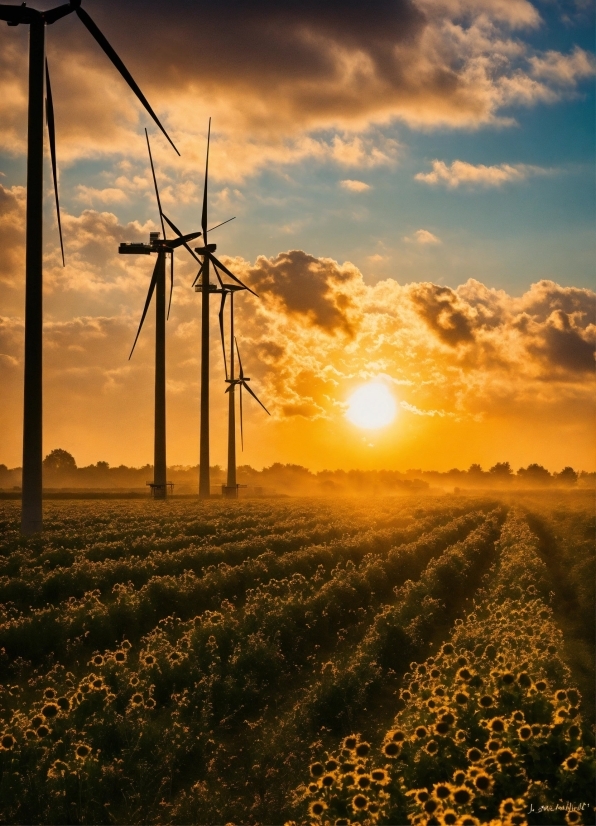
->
[345, 382, 398, 430]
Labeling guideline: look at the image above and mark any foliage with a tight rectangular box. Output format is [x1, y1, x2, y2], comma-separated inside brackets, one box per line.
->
[0, 496, 592, 824]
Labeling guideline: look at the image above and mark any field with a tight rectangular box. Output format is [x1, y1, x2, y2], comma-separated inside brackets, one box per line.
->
[0, 494, 593, 825]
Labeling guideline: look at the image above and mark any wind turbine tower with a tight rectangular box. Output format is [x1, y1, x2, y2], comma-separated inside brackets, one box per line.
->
[219, 288, 270, 498]
[0, 0, 178, 533]
[193, 120, 257, 498]
[119, 132, 201, 498]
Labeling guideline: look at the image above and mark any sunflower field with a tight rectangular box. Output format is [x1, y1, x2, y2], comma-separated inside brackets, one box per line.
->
[0, 494, 593, 825]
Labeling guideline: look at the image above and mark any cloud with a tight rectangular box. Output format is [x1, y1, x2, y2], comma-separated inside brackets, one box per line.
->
[0, 184, 25, 284]
[75, 186, 129, 205]
[529, 46, 596, 86]
[0, 1, 593, 181]
[406, 229, 442, 244]
[340, 179, 372, 192]
[415, 159, 552, 187]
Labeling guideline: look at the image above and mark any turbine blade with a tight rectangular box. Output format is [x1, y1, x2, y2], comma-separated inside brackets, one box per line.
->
[191, 261, 205, 288]
[208, 216, 235, 234]
[167, 251, 173, 320]
[239, 383, 244, 451]
[219, 290, 228, 380]
[75, 6, 179, 155]
[211, 254, 258, 297]
[210, 258, 225, 289]
[43, 3, 74, 24]
[45, 60, 64, 267]
[242, 380, 271, 415]
[201, 118, 211, 238]
[167, 230, 202, 249]
[235, 337, 244, 380]
[162, 213, 201, 263]
[129, 257, 159, 359]
[146, 129, 165, 239]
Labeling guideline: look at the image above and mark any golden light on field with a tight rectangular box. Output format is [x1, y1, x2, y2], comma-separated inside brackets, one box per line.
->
[345, 382, 398, 430]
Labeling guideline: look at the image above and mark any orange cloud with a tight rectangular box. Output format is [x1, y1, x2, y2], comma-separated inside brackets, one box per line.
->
[415, 159, 553, 187]
[0, 2, 592, 180]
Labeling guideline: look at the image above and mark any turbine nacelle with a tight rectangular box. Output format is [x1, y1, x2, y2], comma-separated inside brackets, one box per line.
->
[195, 243, 217, 254]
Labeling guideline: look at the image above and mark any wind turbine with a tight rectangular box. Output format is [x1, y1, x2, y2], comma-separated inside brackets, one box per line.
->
[192, 119, 257, 498]
[219, 288, 270, 498]
[0, 0, 179, 534]
[119, 131, 201, 499]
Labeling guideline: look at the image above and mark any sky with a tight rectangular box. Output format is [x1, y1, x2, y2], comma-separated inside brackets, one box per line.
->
[0, 0, 594, 474]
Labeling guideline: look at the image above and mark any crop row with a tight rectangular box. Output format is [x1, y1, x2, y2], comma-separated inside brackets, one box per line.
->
[0, 501, 483, 614]
[299, 510, 595, 826]
[0, 505, 490, 675]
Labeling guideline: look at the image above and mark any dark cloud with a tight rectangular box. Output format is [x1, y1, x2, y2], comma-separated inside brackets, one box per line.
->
[242, 249, 362, 335]
[409, 283, 475, 346]
[520, 280, 596, 325]
[532, 310, 595, 373]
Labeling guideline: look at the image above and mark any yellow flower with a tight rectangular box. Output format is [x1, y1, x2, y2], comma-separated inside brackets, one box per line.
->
[308, 801, 327, 817]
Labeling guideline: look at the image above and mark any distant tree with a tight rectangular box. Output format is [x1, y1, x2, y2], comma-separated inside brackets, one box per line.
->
[43, 449, 77, 475]
[489, 462, 513, 478]
[96, 461, 109, 471]
[556, 466, 578, 486]
[517, 464, 551, 485]
[467, 464, 484, 475]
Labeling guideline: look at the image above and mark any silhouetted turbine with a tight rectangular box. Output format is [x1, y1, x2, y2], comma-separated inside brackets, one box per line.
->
[192, 119, 256, 498]
[119, 131, 200, 499]
[0, 0, 178, 533]
[219, 284, 270, 497]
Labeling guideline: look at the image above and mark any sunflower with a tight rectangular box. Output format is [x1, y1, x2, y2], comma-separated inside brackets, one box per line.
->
[75, 743, 91, 759]
[496, 748, 515, 765]
[433, 783, 451, 800]
[310, 762, 325, 778]
[562, 755, 579, 771]
[144, 698, 156, 709]
[1, 733, 15, 750]
[343, 735, 358, 751]
[326, 758, 339, 771]
[442, 809, 458, 825]
[92, 655, 104, 666]
[565, 811, 583, 825]
[460, 817, 480, 826]
[414, 726, 428, 739]
[455, 691, 469, 705]
[383, 741, 401, 757]
[423, 798, 439, 814]
[489, 718, 506, 734]
[43, 688, 56, 700]
[131, 693, 143, 705]
[479, 695, 494, 708]
[352, 794, 368, 811]
[499, 799, 517, 816]
[321, 774, 335, 788]
[143, 654, 156, 666]
[442, 643, 454, 656]
[473, 773, 493, 793]
[355, 741, 370, 757]
[452, 787, 474, 805]
[518, 726, 532, 740]
[357, 774, 371, 789]
[425, 740, 439, 755]
[42, 703, 59, 719]
[36, 725, 50, 737]
[371, 768, 389, 785]
[467, 747, 482, 762]
[452, 770, 466, 785]
[308, 801, 327, 817]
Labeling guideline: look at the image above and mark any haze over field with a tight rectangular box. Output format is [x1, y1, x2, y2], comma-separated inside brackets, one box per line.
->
[0, 0, 594, 474]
